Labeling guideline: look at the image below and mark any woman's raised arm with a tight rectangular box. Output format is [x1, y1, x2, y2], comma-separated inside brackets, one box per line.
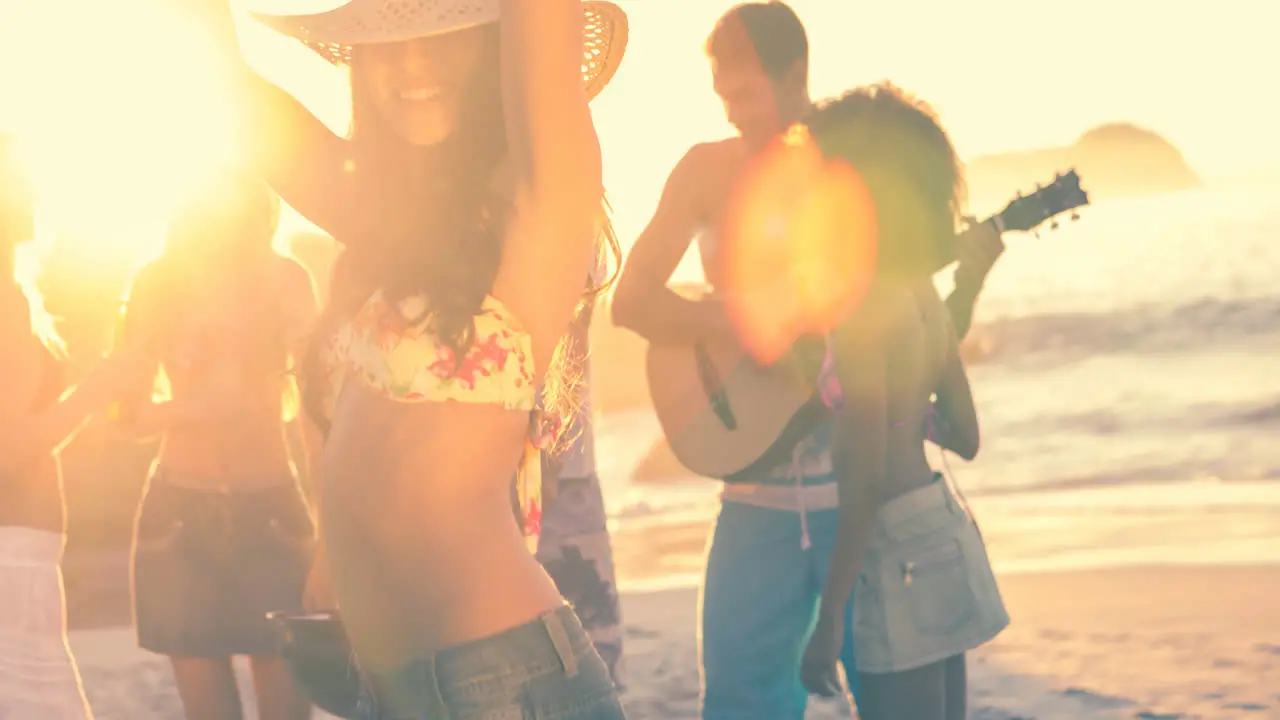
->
[492, 0, 604, 368]
[188, 0, 361, 239]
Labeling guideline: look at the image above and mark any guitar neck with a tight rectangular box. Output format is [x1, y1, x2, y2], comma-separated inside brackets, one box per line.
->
[982, 213, 1007, 234]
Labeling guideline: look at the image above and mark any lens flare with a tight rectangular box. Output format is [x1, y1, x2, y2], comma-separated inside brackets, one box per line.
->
[720, 126, 878, 365]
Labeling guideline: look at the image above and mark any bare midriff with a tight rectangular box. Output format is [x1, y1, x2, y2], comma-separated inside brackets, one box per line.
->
[318, 387, 563, 669]
[153, 359, 297, 491]
[242, 74, 564, 665]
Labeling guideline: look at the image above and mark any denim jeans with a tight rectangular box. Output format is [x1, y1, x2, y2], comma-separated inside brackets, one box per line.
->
[355, 606, 625, 719]
[700, 496, 861, 719]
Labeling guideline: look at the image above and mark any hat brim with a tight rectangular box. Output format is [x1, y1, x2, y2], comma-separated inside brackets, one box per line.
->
[252, 1, 628, 101]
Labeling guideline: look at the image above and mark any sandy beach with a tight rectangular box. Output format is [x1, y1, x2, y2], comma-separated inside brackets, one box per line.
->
[71, 564, 1280, 720]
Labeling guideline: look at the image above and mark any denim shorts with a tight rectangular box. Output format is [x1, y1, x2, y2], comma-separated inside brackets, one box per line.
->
[132, 473, 315, 657]
[355, 606, 625, 719]
[851, 475, 1009, 674]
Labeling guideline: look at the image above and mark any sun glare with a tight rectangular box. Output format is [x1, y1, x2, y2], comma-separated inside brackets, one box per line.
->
[3, 0, 241, 265]
[722, 129, 877, 365]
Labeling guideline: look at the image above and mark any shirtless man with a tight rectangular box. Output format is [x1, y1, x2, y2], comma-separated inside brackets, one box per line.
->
[611, 4, 1004, 718]
[117, 172, 319, 720]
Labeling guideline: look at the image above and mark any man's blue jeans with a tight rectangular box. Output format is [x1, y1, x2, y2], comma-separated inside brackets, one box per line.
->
[700, 496, 861, 719]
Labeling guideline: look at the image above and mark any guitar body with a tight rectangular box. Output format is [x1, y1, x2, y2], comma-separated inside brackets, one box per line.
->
[640, 170, 1090, 481]
[645, 337, 822, 481]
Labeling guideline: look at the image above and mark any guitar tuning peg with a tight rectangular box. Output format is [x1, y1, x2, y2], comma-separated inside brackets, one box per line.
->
[1050, 220, 1059, 230]
[1070, 211, 1080, 221]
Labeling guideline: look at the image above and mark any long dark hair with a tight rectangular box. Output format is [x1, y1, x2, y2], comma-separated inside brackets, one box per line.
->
[301, 25, 620, 449]
[805, 83, 965, 279]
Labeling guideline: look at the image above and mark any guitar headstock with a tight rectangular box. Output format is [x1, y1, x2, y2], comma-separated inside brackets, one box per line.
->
[996, 169, 1090, 234]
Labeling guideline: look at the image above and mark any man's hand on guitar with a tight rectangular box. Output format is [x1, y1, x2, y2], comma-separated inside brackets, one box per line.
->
[954, 218, 1005, 289]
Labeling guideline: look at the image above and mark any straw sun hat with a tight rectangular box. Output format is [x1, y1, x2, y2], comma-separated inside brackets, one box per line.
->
[253, 0, 629, 100]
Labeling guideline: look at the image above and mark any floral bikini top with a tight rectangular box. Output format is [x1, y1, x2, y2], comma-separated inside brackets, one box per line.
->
[322, 290, 546, 550]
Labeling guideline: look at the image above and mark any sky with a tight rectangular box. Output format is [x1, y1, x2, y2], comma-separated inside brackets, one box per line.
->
[0, 0, 1272, 261]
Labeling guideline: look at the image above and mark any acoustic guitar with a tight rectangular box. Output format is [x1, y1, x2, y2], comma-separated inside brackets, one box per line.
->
[645, 170, 1091, 481]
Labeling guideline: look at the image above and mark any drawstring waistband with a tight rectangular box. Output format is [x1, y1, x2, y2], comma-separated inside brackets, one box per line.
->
[789, 438, 815, 550]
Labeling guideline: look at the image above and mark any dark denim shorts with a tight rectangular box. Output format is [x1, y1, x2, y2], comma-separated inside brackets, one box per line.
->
[132, 473, 315, 657]
[356, 606, 625, 719]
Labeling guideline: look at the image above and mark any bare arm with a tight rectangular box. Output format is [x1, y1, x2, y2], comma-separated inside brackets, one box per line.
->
[0, 387, 103, 476]
[491, 0, 604, 368]
[943, 270, 984, 341]
[801, 292, 893, 693]
[611, 147, 734, 343]
[931, 340, 980, 461]
[190, 1, 361, 240]
[0, 346, 92, 474]
[943, 219, 1005, 340]
[0, 299, 125, 473]
[818, 296, 892, 627]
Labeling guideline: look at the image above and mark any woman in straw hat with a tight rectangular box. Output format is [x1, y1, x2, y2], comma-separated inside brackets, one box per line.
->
[191, 0, 630, 716]
[0, 136, 149, 719]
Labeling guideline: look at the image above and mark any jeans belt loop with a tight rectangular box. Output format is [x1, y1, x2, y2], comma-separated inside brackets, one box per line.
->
[543, 609, 580, 678]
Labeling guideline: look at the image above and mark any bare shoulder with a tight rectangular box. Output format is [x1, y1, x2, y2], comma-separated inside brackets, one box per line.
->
[653, 138, 746, 222]
[682, 138, 747, 181]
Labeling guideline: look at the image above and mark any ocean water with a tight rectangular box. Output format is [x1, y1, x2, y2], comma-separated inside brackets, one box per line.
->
[593, 179, 1280, 585]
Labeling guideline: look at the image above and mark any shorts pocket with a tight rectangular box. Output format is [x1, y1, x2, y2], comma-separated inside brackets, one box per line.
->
[267, 515, 316, 551]
[901, 539, 975, 636]
[263, 493, 316, 552]
[133, 514, 185, 554]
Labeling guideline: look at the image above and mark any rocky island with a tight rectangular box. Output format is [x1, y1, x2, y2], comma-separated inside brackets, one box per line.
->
[965, 122, 1200, 211]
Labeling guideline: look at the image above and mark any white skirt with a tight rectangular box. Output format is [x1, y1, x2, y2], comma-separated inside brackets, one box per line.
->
[0, 527, 93, 720]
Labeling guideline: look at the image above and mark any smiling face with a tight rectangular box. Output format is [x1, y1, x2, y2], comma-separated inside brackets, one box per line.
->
[353, 24, 494, 147]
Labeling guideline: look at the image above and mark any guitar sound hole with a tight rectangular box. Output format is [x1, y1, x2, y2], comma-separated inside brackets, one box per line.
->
[694, 343, 737, 431]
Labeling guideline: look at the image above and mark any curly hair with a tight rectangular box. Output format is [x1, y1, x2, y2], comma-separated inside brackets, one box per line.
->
[300, 27, 619, 452]
[805, 82, 966, 278]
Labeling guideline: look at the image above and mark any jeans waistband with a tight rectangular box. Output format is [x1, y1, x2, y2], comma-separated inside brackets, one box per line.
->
[873, 473, 969, 546]
[150, 470, 300, 500]
[151, 468, 298, 495]
[720, 482, 840, 511]
[359, 606, 588, 719]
